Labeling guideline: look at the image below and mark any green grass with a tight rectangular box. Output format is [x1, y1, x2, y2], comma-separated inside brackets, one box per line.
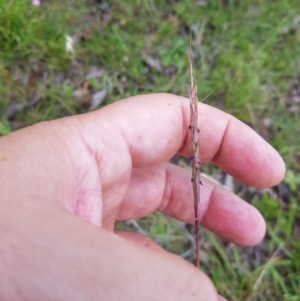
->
[1, 0, 300, 299]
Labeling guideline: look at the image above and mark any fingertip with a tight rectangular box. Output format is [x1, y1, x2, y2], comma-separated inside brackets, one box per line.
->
[251, 141, 286, 189]
[211, 113, 286, 189]
[268, 149, 286, 188]
[244, 205, 266, 246]
[202, 184, 267, 246]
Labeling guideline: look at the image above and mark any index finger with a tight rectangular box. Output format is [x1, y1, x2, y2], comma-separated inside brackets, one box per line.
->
[81, 93, 284, 188]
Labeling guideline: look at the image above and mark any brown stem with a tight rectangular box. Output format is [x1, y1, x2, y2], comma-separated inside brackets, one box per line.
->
[189, 47, 201, 268]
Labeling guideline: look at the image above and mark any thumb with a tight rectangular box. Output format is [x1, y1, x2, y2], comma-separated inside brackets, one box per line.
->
[0, 199, 219, 301]
[115, 231, 227, 301]
[97, 229, 220, 301]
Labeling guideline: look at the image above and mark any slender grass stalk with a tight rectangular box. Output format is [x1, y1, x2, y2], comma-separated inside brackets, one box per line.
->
[188, 46, 202, 268]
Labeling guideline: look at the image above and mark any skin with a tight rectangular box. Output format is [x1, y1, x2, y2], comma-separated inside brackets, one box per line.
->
[0, 93, 285, 301]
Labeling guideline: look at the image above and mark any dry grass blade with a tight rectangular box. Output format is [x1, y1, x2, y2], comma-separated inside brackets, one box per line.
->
[188, 45, 202, 268]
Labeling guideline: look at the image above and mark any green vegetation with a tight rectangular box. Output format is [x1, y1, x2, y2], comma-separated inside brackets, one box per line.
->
[1, 0, 300, 299]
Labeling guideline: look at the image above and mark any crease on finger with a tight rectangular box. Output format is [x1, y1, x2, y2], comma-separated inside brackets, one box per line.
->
[115, 230, 166, 252]
[211, 115, 233, 164]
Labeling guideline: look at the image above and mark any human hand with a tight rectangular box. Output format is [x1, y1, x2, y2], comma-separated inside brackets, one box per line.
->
[0, 94, 285, 301]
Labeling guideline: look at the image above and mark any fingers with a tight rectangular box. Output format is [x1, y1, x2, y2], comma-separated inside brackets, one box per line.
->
[0, 198, 219, 301]
[78, 93, 284, 188]
[118, 163, 265, 246]
[0, 93, 284, 215]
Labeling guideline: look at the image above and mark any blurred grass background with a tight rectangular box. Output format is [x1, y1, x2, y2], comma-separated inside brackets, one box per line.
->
[1, 0, 300, 300]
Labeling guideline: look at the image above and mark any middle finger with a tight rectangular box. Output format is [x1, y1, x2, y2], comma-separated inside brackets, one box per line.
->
[117, 163, 265, 246]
